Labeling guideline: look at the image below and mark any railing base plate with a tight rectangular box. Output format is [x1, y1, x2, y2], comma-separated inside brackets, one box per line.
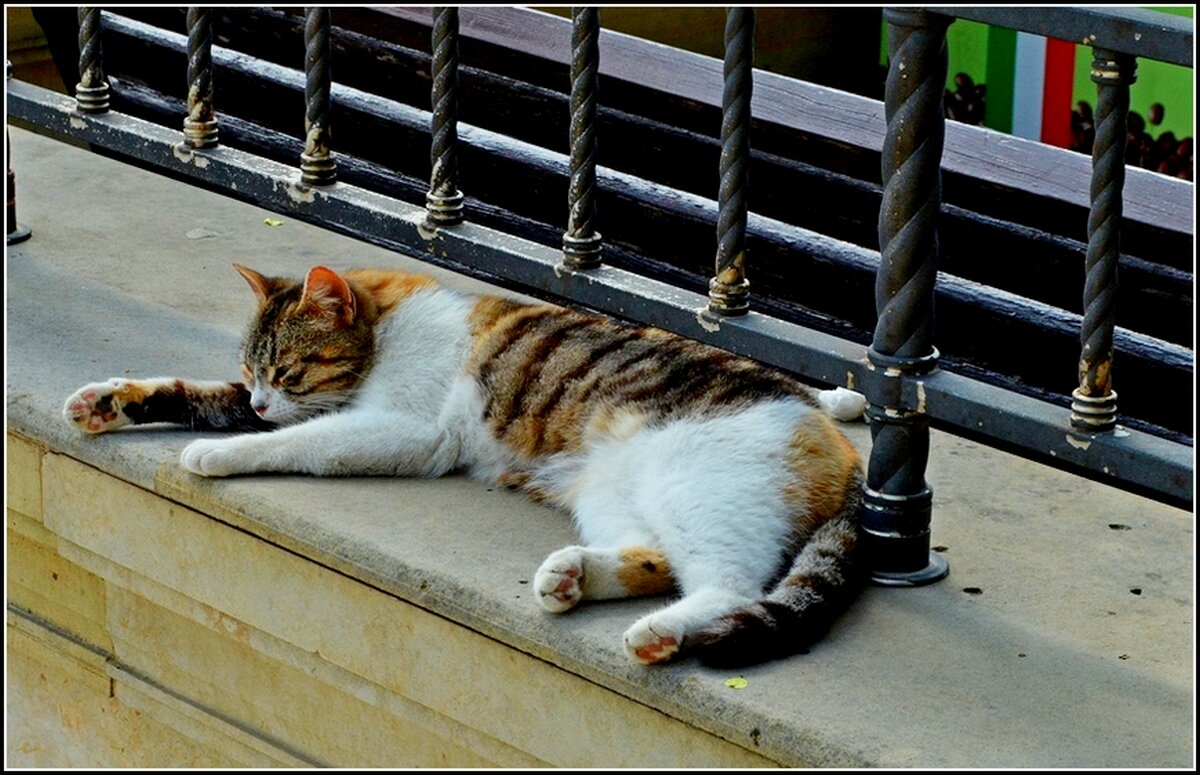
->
[869, 552, 950, 587]
[7, 225, 32, 245]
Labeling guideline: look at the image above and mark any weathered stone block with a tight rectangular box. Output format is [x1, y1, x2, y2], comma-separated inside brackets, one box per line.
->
[41, 452, 773, 767]
[7, 432, 44, 521]
[7, 612, 232, 767]
[7, 526, 110, 652]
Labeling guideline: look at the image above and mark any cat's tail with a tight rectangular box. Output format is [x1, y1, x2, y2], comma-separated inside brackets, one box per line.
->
[690, 473, 865, 667]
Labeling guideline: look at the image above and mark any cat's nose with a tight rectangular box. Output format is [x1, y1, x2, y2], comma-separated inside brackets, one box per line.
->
[251, 399, 269, 416]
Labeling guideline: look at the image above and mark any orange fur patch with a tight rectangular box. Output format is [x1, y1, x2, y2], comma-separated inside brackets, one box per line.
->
[113, 381, 153, 404]
[343, 269, 437, 319]
[583, 406, 648, 443]
[467, 299, 561, 357]
[615, 547, 674, 596]
[468, 295, 529, 337]
[785, 413, 863, 532]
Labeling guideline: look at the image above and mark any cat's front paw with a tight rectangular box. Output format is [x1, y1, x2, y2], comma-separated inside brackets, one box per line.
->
[63, 379, 135, 434]
[181, 438, 247, 477]
[534, 547, 586, 613]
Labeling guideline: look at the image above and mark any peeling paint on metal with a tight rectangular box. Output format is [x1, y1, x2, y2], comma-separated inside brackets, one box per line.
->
[284, 181, 317, 204]
[1066, 434, 1093, 451]
[863, 485, 908, 502]
[69, 115, 87, 130]
[399, 210, 427, 227]
[172, 144, 194, 164]
[846, 371, 855, 391]
[416, 220, 439, 241]
[916, 381, 927, 414]
[695, 308, 721, 333]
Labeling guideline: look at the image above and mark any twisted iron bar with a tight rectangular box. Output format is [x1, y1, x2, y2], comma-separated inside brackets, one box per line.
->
[75, 7, 110, 113]
[862, 9, 950, 586]
[562, 7, 602, 269]
[426, 6, 464, 225]
[708, 6, 754, 316]
[184, 8, 218, 148]
[1071, 48, 1135, 432]
[301, 7, 336, 185]
[875, 16, 947, 361]
[5, 126, 29, 245]
[7, 61, 31, 245]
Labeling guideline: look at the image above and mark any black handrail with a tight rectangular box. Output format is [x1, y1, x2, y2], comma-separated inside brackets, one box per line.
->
[931, 7, 1193, 67]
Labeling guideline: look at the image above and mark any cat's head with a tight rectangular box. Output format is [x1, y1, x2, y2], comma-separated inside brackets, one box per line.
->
[233, 264, 375, 425]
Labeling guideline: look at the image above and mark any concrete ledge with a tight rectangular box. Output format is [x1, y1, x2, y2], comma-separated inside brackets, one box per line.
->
[6, 126, 1194, 767]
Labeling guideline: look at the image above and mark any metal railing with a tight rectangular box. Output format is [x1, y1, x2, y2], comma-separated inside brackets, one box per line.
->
[5, 6, 1193, 586]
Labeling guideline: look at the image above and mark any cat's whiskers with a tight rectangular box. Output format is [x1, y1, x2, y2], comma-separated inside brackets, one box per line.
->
[295, 389, 355, 416]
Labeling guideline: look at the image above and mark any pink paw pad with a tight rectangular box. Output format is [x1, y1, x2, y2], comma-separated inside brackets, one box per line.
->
[550, 569, 583, 604]
[64, 382, 128, 434]
[534, 550, 587, 613]
[633, 636, 679, 665]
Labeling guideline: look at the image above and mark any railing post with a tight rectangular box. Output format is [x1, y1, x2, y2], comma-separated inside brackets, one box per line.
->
[863, 8, 951, 586]
[561, 6, 602, 270]
[708, 6, 754, 316]
[426, 6, 464, 226]
[183, 7, 219, 149]
[7, 61, 32, 245]
[300, 7, 336, 186]
[75, 6, 110, 114]
[1071, 49, 1136, 433]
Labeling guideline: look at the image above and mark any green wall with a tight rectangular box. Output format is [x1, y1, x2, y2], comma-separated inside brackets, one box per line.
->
[884, 7, 1194, 138]
[1072, 6, 1194, 138]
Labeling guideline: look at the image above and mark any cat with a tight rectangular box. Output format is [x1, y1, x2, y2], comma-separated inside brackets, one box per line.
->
[64, 263, 867, 667]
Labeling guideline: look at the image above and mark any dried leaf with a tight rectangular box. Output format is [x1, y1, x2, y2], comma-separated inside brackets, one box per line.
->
[725, 676, 748, 690]
[264, 218, 284, 227]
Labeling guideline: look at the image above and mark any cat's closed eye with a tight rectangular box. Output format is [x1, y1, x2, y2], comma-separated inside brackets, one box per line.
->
[276, 367, 303, 389]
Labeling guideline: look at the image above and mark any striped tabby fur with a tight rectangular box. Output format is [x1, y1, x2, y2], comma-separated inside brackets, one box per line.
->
[65, 264, 866, 666]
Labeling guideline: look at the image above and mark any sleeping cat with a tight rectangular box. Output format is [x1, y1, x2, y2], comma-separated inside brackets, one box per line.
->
[64, 264, 866, 667]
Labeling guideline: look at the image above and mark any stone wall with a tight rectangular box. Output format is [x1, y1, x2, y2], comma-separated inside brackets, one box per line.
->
[7, 432, 773, 767]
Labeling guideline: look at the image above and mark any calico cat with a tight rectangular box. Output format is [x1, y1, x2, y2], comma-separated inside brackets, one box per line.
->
[64, 264, 867, 667]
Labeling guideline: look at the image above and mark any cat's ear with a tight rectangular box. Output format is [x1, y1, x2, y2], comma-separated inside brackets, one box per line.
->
[233, 263, 279, 306]
[300, 265, 357, 326]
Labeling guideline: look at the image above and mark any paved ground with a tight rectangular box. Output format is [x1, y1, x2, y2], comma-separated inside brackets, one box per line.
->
[6, 125, 1195, 767]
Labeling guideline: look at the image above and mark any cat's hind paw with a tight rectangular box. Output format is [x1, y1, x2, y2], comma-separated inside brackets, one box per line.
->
[817, 387, 866, 422]
[534, 547, 586, 613]
[63, 379, 135, 434]
[623, 616, 684, 665]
